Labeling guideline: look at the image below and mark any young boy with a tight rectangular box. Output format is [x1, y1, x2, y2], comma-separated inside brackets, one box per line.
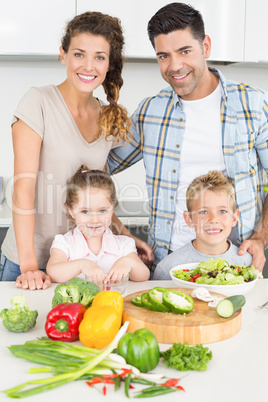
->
[153, 171, 253, 280]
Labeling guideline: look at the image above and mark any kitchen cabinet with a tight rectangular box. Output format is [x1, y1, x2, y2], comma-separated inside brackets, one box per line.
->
[189, 0, 245, 62]
[0, 0, 75, 56]
[77, 0, 245, 61]
[244, 0, 268, 62]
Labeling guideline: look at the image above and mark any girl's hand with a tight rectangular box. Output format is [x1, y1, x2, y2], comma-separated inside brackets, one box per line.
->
[82, 260, 105, 283]
[104, 258, 131, 282]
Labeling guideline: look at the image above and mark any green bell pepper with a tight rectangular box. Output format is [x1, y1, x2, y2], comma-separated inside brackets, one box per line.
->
[148, 287, 171, 312]
[162, 289, 194, 314]
[140, 293, 159, 311]
[117, 328, 160, 373]
[131, 296, 143, 307]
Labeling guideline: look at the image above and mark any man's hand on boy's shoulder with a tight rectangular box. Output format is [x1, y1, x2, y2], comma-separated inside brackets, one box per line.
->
[238, 236, 266, 272]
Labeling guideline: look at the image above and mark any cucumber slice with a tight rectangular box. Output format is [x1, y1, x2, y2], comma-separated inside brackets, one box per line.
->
[216, 295, 246, 318]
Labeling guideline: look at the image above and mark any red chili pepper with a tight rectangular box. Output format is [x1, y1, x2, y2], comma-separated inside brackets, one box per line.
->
[86, 375, 116, 385]
[188, 278, 194, 282]
[119, 368, 132, 377]
[177, 385, 185, 392]
[103, 385, 107, 395]
[103, 379, 115, 384]
[45, 303, 86, 342]
[86, 377, 102, 385]
[129, 384, 135, 389]
[193, 274, 202, 280]
[162, 378, 179, 387]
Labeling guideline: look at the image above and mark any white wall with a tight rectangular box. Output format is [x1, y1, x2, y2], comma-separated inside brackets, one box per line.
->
[1, 58, 268, 203]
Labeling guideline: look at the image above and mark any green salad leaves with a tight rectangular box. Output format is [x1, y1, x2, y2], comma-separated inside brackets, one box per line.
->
[172, 258, 262, 285]
[160, 342, 212, 371]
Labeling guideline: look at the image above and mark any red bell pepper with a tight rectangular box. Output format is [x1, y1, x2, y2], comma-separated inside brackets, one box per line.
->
[45, 302, 86, 342]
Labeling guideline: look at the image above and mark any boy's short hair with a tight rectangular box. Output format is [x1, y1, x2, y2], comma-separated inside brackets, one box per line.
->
[186, 171, 236, 213]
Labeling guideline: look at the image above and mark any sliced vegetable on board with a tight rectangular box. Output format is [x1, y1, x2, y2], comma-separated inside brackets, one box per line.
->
[216, 295, 246, 318]
[132, 287, 194, 314]
[148, 287, 171, 312]
[162, 289, 194, 314]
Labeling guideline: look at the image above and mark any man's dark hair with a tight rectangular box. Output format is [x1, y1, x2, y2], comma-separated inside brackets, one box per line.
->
[147, 2, 205, 47]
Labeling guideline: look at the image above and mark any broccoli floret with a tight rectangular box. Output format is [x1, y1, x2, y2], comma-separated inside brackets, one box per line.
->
[79, 281, 100, 308]
[0, 295, 38, 333]
[68, 278, 86, 287]
[52, 278, 100, 308]
[52, 283, 80, 307]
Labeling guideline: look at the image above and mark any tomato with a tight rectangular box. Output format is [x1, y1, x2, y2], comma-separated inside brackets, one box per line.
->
[188, 278, 194, 282]
[193, 274, 202, 280]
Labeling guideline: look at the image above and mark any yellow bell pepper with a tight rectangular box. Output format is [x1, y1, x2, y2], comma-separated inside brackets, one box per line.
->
[92, 291, 124, 317]
[79, 305, 121, 349]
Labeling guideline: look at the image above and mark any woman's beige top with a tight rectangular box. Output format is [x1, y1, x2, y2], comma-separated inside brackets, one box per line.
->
[2, 85, 121, 269]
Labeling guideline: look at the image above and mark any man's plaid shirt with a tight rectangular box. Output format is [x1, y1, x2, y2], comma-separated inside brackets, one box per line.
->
[108, 68, 268, 267]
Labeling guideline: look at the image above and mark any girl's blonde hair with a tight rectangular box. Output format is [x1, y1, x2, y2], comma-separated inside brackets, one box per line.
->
[186, 170, 236, 213]
[65, 165, 118, 211]
[61, 11, 131, 142]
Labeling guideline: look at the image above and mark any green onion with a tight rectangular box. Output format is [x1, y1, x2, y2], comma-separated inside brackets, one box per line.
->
[4, 321, 130, 398]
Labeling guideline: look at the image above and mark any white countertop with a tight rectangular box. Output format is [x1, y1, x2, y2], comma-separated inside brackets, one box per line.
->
[0, 280, 268, 402]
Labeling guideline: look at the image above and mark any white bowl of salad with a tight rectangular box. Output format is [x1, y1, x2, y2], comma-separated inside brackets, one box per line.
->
[169, 258, 262, 296]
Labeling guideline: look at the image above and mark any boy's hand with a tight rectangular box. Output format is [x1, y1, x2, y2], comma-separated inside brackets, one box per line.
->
[104, 258, 131, 282]
[81, 260, 105, 283]
[238, 237, 266, 272]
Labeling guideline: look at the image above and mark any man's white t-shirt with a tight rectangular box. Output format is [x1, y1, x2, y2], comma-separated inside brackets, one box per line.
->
[169, 84, 227, 251]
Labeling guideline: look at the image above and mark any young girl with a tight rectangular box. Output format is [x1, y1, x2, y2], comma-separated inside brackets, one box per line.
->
[46, 165, 150, 283]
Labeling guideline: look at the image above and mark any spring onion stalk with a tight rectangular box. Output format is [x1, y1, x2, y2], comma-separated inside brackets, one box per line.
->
[3, 321, 130, 398]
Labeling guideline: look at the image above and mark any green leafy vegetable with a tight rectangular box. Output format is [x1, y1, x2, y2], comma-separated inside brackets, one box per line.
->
[160, 342, 212, 371]
[0, 294, 38, 333]
[52, 278, 100, 308]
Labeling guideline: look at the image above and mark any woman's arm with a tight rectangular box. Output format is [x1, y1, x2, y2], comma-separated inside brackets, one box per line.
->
[12, 119, 51, 290]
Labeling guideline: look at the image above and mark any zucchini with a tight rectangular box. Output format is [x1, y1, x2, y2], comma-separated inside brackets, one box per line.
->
[216, 295, 246, 318]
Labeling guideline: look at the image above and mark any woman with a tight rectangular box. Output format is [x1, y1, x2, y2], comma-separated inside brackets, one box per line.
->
[0, 11, 153, 290]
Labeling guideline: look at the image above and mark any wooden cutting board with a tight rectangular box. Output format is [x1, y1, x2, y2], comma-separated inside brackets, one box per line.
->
[123, 288, 242, 344]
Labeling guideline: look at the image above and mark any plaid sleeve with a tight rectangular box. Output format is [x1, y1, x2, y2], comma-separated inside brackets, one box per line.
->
[107, 109, 143, 174]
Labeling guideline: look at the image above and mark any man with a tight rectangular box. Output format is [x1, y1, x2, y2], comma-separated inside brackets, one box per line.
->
[108, 2, 268, 272]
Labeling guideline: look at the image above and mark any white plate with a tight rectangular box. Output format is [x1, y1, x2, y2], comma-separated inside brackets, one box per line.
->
[169, 262, 258, 297]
